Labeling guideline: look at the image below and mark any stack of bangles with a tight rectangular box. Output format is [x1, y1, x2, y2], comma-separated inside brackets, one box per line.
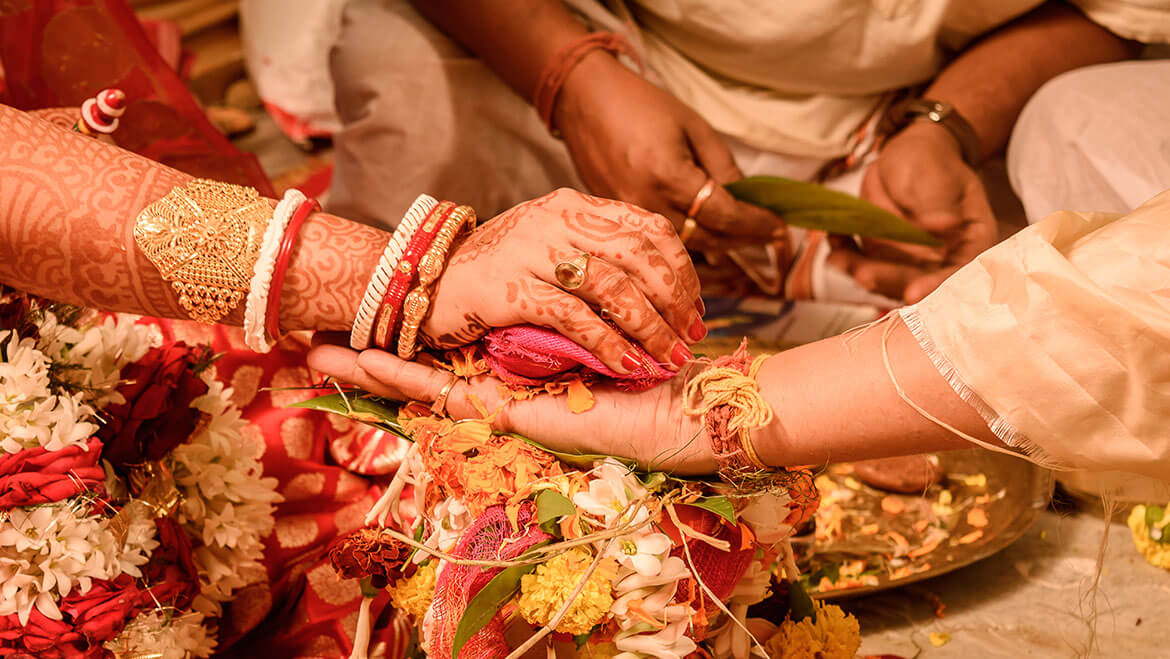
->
[349, 194, 477, 356]
[132, 179, 321, 353]
[683, 350, 779, 486]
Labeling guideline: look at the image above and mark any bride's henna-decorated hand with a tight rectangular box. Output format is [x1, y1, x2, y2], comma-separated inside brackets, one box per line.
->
[307, 334, 714, 474]
[421, 188, 706, 373]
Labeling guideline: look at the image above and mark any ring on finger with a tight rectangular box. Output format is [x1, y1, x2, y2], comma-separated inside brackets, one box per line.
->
[685, 178, 717, 222]
[431, 374, 459, 417]
[679, 217, 698, 246]
[554, 252, 591, 290]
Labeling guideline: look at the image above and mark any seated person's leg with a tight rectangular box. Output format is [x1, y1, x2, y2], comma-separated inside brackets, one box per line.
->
[1008, 60, 1170, 223]
[327, 0, 581, 227]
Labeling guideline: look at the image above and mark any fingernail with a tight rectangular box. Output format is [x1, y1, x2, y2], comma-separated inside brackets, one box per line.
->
[688, 316, 707, 342]
[695, 298, 706, 316]
[670, 342, 692, 369]
[621, 350, 642, 373]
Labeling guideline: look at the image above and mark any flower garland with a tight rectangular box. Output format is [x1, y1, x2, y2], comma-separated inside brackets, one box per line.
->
[309, 392, 862, 659]
[0, 291, 280, 658]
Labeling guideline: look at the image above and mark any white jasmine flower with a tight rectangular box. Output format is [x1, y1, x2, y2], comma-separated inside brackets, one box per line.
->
[167, 378, 280, 616]
[613, 603, 698, 659]
[739, 492, 797, 545]
[105, 609, 218, 658]
[611, 555, 691, 620]
[0, 501, 140, 624]
[419, 497, 471, 564]
[605, 528, 673, 577]
[573, 459, 648, 526]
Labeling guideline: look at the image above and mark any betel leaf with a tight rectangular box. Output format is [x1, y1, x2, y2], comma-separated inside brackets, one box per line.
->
[683, 496, 736, 525]
[535, 490, 576, 534]
[451, 542, 547, 659]
[725, 176, 943, 247]
[788, 578, 817, 623]
[506, 432, 637, 470]
[290, 393, 407, 437]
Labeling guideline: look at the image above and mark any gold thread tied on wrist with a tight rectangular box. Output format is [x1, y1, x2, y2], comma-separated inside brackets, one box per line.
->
[134, 179, 272, 324]
[397, 204, 477, 360]
[683, 342, 775, 486]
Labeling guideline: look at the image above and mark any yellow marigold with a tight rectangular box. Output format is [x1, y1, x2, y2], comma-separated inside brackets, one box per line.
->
[390, 561, 438, 619]
[517, 548, 617, 635]
[1128, 505, 1170, 569]
[764, 600, 860, 659]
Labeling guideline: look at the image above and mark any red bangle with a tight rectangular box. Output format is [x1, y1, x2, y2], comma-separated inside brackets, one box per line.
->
[371, 202, 456, 349]
[532, 32, 640, 135]
[266, 196, 320, 342]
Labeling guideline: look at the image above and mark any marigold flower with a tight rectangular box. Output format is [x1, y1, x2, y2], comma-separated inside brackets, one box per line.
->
[518, 548, 618, 635]
[1128, 505, 1170, 569]
[390, 561, 437, 619]
[764, 600, 860, 659]
[328, 527, 410, 588]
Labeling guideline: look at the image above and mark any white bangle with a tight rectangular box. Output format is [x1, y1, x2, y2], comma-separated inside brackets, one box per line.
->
[350, 194, 438, 350]
[244, 189, 306, 352]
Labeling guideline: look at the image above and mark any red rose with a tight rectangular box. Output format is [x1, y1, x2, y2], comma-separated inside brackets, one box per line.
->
[142, 517, 201, 609]
[0, 437, 105, 509]
[59, 575, 145, 643]
[0, 577, 142, 658]
[99, 342, 211, 467]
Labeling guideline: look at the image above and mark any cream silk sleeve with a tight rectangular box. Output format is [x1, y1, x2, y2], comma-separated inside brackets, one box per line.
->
[898, 189, 1170, 480]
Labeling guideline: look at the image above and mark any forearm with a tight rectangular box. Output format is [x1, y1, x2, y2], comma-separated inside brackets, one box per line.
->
[926, 1, 1139, 160]
[0, 104, 383, 331]
[753, 318, 1001, 467]
[408, 0, 588, 101]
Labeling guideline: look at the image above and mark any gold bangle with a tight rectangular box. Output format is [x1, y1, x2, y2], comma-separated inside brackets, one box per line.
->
[397, 205, 476, 359]
[135, 179, 272, 324]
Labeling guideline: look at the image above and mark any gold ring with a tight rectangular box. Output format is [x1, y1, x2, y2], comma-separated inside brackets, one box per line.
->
[554, 252, 590, 290]
[686, 178, 718, 220]
[431, 375, 459, 417]
[678, 217, 698, 245]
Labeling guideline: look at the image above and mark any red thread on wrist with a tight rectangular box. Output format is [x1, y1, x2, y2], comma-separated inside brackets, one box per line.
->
[266, 196, 320, 342]
[371, 203, 456, 349]
[532, 32, 640, 135]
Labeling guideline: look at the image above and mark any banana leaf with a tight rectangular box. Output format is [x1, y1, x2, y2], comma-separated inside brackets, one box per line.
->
[725, 176, 943, 247]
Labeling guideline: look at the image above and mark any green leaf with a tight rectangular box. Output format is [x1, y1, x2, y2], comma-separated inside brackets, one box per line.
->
[683, 496, 736, 525]
[359, 576, 380, 598]
[506, 432, 637, 470]
[536, 490, 576, 535]
[1145, 504, 1165, 529]
[638, 472, 668, 491]
[725, 176, 944, 247]
[573, 633, 591, 649]
[290, 393, 408, 437]
[788, 578, 817, 623]
[452, 561, 539, 659]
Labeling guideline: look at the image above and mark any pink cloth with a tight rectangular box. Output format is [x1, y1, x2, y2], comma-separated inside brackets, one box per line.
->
[482, 325, 674, 391]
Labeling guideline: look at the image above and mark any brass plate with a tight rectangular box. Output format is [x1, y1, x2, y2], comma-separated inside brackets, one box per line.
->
[804, 449, 1052, 600]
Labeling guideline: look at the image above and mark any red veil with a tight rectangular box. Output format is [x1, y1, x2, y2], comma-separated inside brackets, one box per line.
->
[0, 0, 272, 195]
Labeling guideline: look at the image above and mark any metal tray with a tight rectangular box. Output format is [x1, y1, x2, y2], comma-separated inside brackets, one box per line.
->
[804, 449, 1052, 600]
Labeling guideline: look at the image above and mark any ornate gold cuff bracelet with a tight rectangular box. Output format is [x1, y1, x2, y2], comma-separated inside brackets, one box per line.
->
[135, 179, 272, 324]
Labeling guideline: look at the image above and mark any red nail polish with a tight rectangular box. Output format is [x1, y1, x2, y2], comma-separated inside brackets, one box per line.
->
[695, 298, 706, 316]
[688, 316, 707, 342]
[671, 343, 692, 368]
[621, 351, 642, 373]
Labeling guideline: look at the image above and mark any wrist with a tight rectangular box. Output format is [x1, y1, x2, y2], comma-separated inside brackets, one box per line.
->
[552, 51, 619, 129]
[896, 119, 966, 161]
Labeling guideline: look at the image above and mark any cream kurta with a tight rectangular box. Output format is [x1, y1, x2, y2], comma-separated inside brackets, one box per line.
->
[589, 0, 1170, 157]
[901, 190, 1170, 480]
